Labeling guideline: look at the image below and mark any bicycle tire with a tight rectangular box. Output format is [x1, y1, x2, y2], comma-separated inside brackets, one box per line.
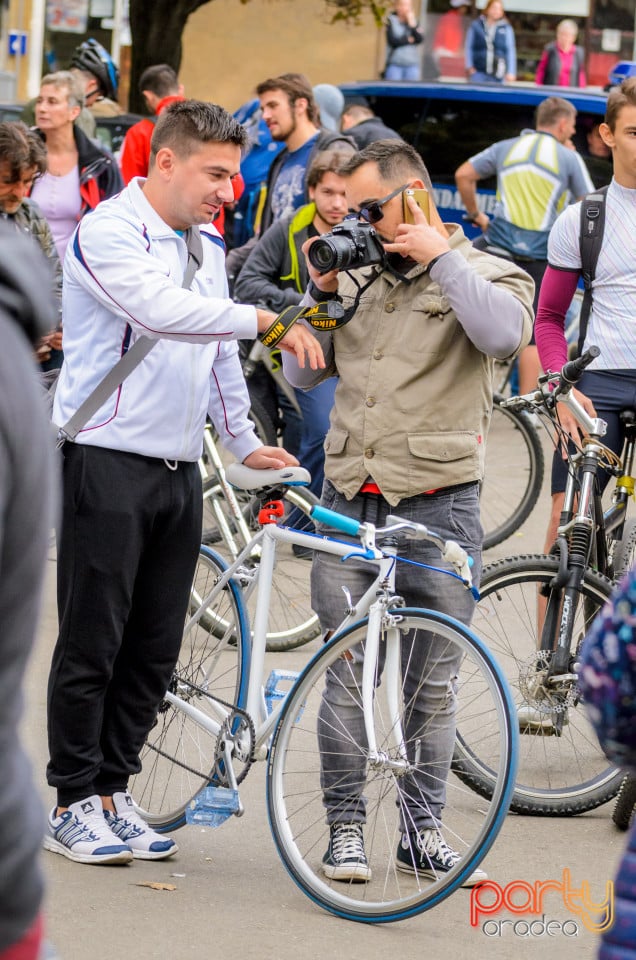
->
[130, 547, 251, 831]
[612, 516, 636, 582]
[612, 773, 636, 831]
[248, 396, 279, 447]
[461, 554, 622, 815]
[201, 399, 276, 541]
[267, 608, 517, 923]
[481, 398, 544, 550]
[200, 534, 321, 652]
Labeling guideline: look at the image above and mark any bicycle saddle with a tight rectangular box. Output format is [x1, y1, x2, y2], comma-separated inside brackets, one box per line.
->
[226, 462, 311, 491]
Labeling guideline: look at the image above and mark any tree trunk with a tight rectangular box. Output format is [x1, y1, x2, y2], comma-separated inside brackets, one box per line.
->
[128, 0, 212, 113]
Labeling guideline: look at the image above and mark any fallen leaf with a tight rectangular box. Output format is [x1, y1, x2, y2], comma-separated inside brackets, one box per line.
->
[136, 881, 177, 891]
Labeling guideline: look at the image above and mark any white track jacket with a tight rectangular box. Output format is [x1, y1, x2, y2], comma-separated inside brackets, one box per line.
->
[53, 178, 261, 463]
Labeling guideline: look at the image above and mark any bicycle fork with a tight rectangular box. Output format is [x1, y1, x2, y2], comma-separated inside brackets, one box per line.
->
[362, 594, 414, 775]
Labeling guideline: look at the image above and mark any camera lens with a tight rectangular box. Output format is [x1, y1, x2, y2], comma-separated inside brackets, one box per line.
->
[308, 236, 355, 273]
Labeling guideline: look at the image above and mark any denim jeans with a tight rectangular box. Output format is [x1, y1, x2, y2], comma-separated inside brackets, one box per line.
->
[311, 480, 482, 830]
[285, 378, 337, 532]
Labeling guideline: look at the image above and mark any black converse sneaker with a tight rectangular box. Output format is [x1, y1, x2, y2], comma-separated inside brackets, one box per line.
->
[396, 828, 487, 887]
[322, 823, 372, 882]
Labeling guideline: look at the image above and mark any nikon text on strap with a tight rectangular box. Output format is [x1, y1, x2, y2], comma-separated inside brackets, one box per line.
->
[578, 186, 608, 357]
[56, 226, 203, 447]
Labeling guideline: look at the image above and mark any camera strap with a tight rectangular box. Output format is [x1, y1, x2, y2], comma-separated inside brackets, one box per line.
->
[259, 299, 349, 348]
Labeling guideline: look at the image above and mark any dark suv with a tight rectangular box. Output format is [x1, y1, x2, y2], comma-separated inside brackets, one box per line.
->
[339, 80, 611, 228]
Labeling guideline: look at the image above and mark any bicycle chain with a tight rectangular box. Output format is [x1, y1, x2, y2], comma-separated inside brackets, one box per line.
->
[152, 676, 256, 785]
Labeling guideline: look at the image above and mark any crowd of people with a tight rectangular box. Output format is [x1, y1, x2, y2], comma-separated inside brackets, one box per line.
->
[392, 0, 589, 88]
[0, 13, 633, 960]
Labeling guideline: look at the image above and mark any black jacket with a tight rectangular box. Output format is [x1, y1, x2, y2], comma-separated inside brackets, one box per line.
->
[35, 124, 123, 218]
[346, 117, 403, 150]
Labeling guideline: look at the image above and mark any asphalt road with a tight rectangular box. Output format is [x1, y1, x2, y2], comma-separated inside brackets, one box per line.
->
[23, 435, 628, 960]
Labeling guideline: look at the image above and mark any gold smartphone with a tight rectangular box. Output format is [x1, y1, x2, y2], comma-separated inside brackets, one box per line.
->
[402, 188, 430, 224]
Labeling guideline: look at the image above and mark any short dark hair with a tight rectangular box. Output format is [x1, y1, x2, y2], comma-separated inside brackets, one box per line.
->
[535, 96, 576, 128]
[0, 122, 36, 180]
[256, 73, 320, 126]
[605, 77, 636, 133]
[150, 100, 248, 164]
[340, 139, 433, 192]
[306, 149, 350, 189]
[139, 64, 180, 98]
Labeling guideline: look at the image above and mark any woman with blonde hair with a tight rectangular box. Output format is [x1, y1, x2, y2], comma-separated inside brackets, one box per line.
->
[30, 71, 121, 264]
[465, 0, 516, 83]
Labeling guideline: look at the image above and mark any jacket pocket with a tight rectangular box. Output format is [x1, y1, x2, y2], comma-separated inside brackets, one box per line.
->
[324, 429, 348, 455]
[407, 432, 477, 463]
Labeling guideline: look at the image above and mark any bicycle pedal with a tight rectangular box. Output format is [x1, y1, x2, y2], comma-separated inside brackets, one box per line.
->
[185, 786, 240, 827]
[264, 669, 300, 714]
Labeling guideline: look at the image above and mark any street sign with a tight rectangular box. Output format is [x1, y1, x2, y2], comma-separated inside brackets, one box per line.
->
[8, 32, 27, 57]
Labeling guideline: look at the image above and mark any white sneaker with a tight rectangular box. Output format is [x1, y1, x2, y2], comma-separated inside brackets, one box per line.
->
[43, 795, 133, 865]
[104, 792, 178, 860]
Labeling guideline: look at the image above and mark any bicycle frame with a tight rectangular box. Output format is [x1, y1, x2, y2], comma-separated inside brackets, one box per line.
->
[179, 488, 473, 794]
[502, 367, 633, 692]
[180, 516, 401, 775]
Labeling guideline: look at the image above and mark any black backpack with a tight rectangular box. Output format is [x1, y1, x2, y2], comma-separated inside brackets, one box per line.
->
[578, 185, 608, 356]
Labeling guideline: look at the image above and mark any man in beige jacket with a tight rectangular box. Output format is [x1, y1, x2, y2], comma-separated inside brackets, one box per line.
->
[283, 139, 534, 888]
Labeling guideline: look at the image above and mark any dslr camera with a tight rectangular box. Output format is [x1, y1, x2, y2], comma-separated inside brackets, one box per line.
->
[308, 219, 386, 274]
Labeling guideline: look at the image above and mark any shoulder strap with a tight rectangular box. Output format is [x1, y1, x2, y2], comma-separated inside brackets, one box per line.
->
[577, 186, 608, 357]
[57, 226, 202, 446]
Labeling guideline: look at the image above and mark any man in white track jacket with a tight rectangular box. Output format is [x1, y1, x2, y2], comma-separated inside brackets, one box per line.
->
[46, 100, 322, 866]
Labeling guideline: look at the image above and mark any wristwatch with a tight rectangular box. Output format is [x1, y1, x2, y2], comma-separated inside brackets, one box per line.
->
[462, 211, 482, 224]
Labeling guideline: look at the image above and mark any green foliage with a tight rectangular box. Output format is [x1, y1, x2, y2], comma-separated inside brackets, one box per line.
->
[325, 1, 388, 26]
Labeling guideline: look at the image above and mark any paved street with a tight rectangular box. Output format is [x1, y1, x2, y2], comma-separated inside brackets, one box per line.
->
[23, 436, 628, 960]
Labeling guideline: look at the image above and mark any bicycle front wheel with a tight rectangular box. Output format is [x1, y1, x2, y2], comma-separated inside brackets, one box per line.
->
[481, 398, 544, 550]
[613, 774, 636, 831]
[267, 609, 517, 923]
[130, 547, 250, 831]
[463, 555, 622, 815]
[612, 516, 636, 582]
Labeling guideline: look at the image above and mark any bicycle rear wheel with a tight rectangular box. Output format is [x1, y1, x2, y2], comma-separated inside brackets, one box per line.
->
[130, 547, 250, 831]
[481, 398, 544, 550]
[267, 609, 517, 923]
[460, 554, 622, 815]
[201, 399, 277, 543]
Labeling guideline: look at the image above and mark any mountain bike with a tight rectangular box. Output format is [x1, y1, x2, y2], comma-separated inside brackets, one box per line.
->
[455, 347, 634, 816]
[129, 464, 518, 923]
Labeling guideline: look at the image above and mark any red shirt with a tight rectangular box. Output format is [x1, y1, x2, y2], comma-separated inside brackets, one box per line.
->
[118, 94, 244, 236]
[119, 94, 185, 184]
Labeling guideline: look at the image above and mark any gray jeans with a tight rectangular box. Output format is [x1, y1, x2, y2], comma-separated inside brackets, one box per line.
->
[311, 480, 482, 831]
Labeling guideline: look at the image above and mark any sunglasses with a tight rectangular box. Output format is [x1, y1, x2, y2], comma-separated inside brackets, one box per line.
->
[355, 183, 410, 224]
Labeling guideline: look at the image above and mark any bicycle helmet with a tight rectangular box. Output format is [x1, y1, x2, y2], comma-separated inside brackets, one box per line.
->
[70, 39, 119, 100]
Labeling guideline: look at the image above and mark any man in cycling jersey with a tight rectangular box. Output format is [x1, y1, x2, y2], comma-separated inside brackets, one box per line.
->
[535, 78, 636, 564]
[282, 139, 534, 886]
[45, 100, 322, 867]
[455, 97, 593, 394]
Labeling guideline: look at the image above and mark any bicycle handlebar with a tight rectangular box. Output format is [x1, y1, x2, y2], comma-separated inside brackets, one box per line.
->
[555, 345, 601, 394]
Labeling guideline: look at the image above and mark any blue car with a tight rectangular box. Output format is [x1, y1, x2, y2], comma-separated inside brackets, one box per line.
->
[339, 80, 611, 233]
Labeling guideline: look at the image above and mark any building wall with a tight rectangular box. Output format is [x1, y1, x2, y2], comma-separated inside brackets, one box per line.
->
[179, 0, 382, 113]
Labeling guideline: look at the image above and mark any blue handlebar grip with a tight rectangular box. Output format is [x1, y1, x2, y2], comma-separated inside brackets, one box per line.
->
[311, 505, 361, 537]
